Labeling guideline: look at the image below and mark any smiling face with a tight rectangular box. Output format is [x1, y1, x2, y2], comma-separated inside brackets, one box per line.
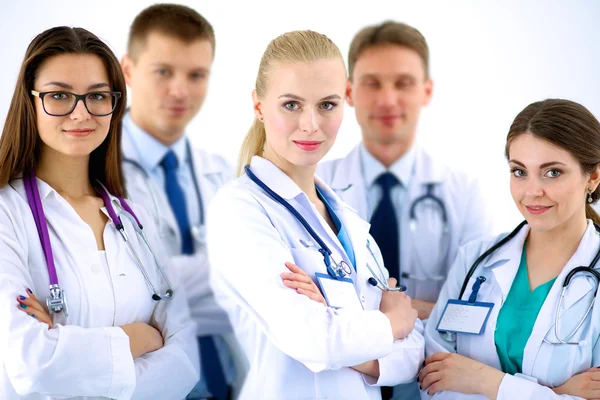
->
[33, 53, 113, 160]
[253, 59, 347, 174]
[508, 133, 600, 232]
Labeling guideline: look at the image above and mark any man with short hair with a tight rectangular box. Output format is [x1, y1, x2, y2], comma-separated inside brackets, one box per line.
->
[318, 21, 493, 400]
[120, 4, 240, 399]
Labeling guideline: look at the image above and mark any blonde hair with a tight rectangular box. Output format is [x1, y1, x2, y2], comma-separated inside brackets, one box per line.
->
[237, 30, 345, 175]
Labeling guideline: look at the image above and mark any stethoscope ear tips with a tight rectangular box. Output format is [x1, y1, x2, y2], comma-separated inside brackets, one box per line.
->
[368, 277, 378, 287]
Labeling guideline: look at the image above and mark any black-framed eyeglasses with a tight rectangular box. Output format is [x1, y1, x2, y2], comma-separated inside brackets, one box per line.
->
[31, 90, 122, 117]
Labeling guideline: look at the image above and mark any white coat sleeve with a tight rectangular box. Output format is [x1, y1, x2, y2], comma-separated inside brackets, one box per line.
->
[363, 319, 425, 387]
[129, 206, 200, 400]
[360, 236, 425, 387]
[207, 187, 395, 372]
[0, 196, 136, 399]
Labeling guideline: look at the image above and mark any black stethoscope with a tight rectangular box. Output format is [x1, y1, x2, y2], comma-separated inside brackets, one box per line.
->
[458, 220, 600, 345]
[245, 165, 407, 292]
[245, 165, 352, 280]
[123, 140, 205, 244]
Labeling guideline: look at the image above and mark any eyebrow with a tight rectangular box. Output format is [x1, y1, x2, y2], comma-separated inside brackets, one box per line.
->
[509, 160, 567, 169]
[150, 63, 210, 73]
[277, 93, 342, 101]
[42, 81, 110, 90]
[358, 73, 417, 80]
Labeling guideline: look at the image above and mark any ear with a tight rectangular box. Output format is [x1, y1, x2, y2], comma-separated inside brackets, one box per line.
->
[121, 55, 134, 87]
[252, 89, 263, 121]
[588, 164, 600, 192]
[422, 78, 434, 107]
[345, 79, 354, 107]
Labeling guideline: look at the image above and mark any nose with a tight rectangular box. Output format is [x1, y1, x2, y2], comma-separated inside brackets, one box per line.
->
[168, 74, 189, 99]
[375, 85, 398, 108]
[298, 108, 319, 134]
[69, 98, 91, 121]
[525, 177, 544, 198]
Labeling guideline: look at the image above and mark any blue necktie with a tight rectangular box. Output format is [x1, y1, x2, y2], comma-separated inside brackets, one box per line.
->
[161, 151, 228, 400]
[371, 174, 400, 400]
[369, 172, 400, 282]
[160, 151, 194, 254]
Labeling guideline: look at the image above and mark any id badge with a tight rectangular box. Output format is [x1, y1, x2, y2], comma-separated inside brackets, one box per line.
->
[315, 272, 363, 310]
[436, 299, 494, 335]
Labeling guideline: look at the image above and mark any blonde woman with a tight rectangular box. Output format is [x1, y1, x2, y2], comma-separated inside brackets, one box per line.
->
[207, 30, 424, 400]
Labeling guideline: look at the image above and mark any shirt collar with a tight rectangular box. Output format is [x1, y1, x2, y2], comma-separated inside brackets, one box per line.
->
[359, 142, 417, 189]
[123, 112, 188, 171]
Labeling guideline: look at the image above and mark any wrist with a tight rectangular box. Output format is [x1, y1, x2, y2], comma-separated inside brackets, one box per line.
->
[478, 367, 505, 400]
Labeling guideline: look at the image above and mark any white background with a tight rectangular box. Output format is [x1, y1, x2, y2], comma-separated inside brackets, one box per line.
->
[1, 0, 599, 233]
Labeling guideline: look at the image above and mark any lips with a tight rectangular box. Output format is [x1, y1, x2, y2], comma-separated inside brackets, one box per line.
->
[293, 140, 323, 151]
[374, 115, 401, 125]
[525, 205, 552, 215]
[63, 129, 94, 137]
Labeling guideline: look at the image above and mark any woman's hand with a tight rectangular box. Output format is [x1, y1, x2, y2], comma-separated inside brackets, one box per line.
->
[553, 367, 600, 399]
[120, 322, 164, 359]
[419, 352, 505, 399]
[281, 261, 327, 306]
[379, 278, 418, 340]
[16, 289, 54, 329]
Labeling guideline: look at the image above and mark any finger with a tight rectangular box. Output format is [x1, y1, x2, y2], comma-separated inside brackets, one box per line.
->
[284, 262, 309, 276]
[17, 304, 53, 328]
[17, 295, 46, 314]
[418, 360, 442, 384]
[420, 370, 442, 391]
[297, 288, 327, 306]
[425, 352, 452, 365]
[283, 280, 319, 292]
[281, 272, 313, 284]
[387, 277, 397, 287]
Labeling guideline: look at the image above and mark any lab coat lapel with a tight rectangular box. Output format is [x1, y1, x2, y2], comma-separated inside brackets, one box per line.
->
[324, 146, 368, 219]
[522, 222, 599, 375]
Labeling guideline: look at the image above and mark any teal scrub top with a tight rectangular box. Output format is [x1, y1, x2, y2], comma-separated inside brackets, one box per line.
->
[494, 245, 557, 374]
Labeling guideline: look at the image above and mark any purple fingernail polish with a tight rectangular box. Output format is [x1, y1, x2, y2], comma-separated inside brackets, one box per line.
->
[19, 295, 26, 301]
[31, 314, 36, 319]
[26, 288, 33, 294]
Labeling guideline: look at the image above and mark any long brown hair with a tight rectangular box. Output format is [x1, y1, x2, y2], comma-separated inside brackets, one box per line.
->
[0, 26, 127, 196]
[505, 99, 600, 225]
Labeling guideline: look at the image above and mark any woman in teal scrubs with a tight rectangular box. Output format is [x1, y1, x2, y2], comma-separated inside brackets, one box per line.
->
[420, 99, 600, 400]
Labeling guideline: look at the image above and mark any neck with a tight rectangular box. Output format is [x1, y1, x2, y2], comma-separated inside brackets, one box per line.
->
[129, 108, 184, 147]
[36, 147, 95, 198]
[262, 149, 318, 202]
[526, 213, 588, 256]
[363, 136, 415, 168]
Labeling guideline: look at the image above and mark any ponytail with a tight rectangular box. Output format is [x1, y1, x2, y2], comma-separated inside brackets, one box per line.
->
[237, 118, 266, 176]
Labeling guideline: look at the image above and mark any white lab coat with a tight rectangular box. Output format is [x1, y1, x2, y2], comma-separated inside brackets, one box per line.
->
[317, 145, 493, 303]
[0, 177, 199, 399]
[423, 221, 600, 400]
[207, 156, 425, 400]
[122, 130, 234, 337]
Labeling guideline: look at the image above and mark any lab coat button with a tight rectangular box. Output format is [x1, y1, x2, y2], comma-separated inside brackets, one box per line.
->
[361, 295, 365, 303]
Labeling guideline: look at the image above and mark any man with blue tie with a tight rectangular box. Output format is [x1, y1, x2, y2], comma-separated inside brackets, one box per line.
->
[119, 4, 243, 399]
[317, 21, 493, 400]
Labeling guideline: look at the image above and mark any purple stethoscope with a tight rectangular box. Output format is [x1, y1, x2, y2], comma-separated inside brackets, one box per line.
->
[23, 171, 174, 317]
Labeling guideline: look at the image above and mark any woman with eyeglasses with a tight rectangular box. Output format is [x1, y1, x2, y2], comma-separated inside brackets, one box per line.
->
[0, 27, 198, 399]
